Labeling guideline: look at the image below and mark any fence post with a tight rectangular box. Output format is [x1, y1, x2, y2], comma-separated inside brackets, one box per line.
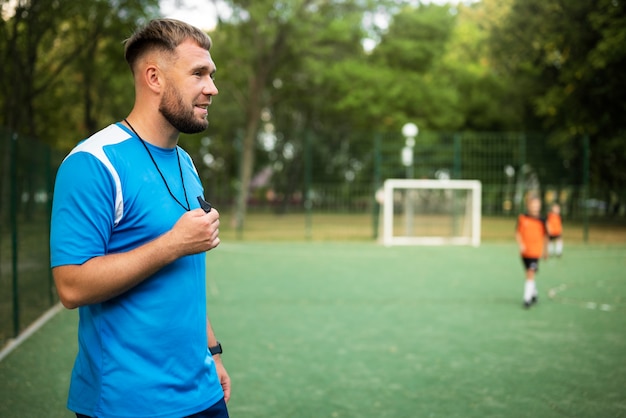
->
[304, 130, 312, 240]
[372, 133, 382, 240]
[45, 146, 55, 305]
[452, 134, 462, 235]
[453, 133, 461, 179]
[233, 131, 244, 240]
[516, 133, 527, 213]
[10, 133, 19, 338]
[582, 135, 590, 243]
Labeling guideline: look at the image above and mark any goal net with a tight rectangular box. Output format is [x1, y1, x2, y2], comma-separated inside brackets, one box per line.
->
[381, 179, 482, 247]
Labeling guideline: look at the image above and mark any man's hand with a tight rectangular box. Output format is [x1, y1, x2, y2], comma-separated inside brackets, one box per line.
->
[213, 356, 231, 403]
[167, 208, 220, 257]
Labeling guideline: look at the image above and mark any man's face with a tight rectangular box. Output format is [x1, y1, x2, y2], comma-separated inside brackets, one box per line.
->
[159, 40, 218, 134]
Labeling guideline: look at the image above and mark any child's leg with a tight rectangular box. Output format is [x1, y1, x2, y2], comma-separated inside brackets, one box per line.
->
[548, 237, 556, 257]
[556, 238, 563, 256]
[524, 269, 536, 305]
[522, 257, 539, 308]
[531, 274, 538, 302]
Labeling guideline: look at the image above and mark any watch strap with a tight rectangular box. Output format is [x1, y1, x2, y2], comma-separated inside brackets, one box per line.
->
[209, 342, 222, 356]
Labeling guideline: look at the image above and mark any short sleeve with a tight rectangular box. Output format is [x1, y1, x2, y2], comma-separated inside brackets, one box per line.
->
[50, 152, 117, 267]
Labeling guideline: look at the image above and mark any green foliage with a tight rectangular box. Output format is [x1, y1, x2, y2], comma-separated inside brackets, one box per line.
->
[488, 0, 626, 189]
[375, 4, 453, 72]
[0, 0, 623, 193]
[442, 0, 523, 130]
[0, 0, 159, 150]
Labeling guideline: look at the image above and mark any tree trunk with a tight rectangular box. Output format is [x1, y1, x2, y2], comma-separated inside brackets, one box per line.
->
[233, 77, 263, 233]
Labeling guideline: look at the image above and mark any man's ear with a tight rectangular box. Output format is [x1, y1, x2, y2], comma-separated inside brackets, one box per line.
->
[144, 64, 163, 94]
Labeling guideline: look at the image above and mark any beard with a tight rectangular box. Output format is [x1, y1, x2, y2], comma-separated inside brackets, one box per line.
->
[159, 85, 209, 134]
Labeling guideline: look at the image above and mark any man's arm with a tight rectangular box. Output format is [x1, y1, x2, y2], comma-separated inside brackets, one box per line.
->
[53, 208, 220, 309]
[207, 319, 231, 403]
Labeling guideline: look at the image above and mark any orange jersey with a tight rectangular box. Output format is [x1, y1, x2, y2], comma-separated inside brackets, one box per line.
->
[547, 212, 562, 236]
[516, 214, 547, 258]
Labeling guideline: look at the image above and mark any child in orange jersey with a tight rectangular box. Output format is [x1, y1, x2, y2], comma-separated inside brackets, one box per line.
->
[516, 195, 548, 309]
[546, 203, 563, 257]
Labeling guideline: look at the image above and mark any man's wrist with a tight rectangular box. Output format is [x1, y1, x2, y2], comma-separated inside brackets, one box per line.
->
[209, 342, 222, 356]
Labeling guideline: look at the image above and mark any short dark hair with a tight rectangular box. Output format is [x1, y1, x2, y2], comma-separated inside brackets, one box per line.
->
[124, 18, 212, 72]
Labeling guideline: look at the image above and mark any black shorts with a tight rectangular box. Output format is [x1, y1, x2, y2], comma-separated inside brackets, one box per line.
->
[522, 257, 539, 272]
[549, 235, 561, 241]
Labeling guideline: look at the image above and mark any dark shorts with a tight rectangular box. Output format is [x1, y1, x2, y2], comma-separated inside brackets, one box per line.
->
[522, 257, 539, 272]
[187, 398, 229, 418]
[549, 235, 561, 240]
[76, 397, 229, 418]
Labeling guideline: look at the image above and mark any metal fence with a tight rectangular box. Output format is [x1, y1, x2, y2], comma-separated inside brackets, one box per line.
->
[1, 128, 623, 347]
[0, 128, 61, 347]
[375, 131, 599, 218]
[209, 130, 622, 226]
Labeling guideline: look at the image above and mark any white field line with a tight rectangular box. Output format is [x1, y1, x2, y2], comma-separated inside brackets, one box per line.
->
[0, 303, 63, 362]
[548, 283, 614, 311]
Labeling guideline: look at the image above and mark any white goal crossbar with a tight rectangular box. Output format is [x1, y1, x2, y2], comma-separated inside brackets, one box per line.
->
[382, 179, 482, 247]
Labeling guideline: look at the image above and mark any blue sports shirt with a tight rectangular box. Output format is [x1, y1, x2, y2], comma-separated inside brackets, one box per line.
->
[50, 123, 223, 418]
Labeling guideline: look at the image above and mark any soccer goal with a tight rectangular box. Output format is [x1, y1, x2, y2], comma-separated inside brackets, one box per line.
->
[381, 179, 482, 247]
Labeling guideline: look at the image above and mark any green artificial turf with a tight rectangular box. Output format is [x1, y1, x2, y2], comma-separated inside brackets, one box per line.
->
[1, 242, 624, 417]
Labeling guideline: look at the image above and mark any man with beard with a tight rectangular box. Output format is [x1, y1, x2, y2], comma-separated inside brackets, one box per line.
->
[50, 19, 230, 418]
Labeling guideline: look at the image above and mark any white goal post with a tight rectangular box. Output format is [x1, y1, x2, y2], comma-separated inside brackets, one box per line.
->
[381, 179, 482, 247]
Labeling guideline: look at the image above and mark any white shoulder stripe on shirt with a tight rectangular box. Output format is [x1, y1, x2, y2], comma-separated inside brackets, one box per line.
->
[64, 124, 130, 227]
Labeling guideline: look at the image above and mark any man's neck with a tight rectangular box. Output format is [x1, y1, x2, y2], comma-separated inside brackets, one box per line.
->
[124, 111, 179, 149]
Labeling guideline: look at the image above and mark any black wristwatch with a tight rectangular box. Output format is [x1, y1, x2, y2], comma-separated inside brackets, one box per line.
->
[209, 342, 222, 356]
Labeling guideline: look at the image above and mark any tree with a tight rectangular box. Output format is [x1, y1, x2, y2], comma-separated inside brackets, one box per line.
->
[442, 0, 522, 131]
[38, 0, 160, 149]
[488, 0, 626, 190]
[207, 1, 513, 222]
[209, 0, 392, 228]
[0, 0, 158, 221]
[1, 0, 80, 219]
[0, 0, 159, 148]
